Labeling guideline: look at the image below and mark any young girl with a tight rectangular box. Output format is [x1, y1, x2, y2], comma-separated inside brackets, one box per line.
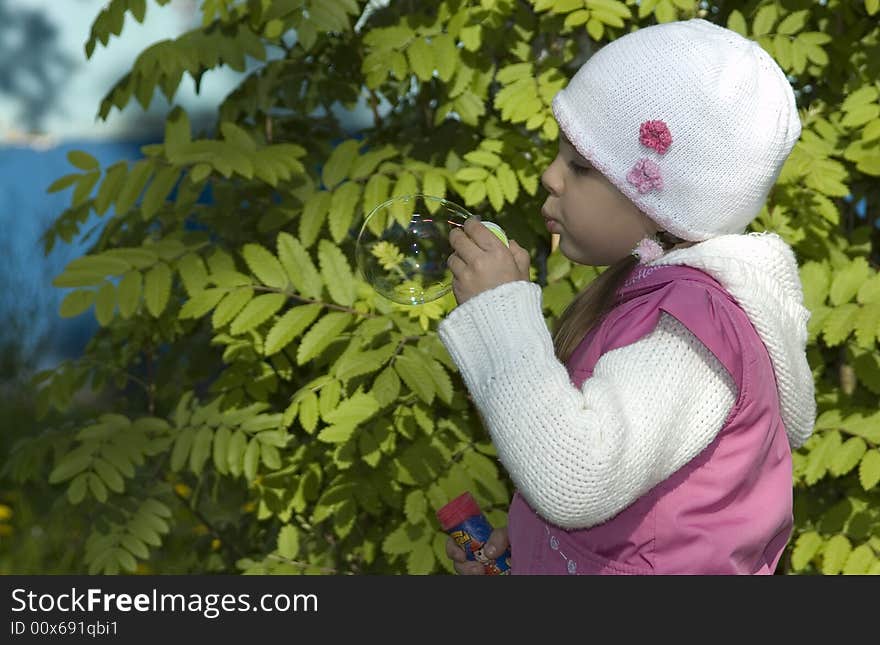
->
[440, 18, 815, 575]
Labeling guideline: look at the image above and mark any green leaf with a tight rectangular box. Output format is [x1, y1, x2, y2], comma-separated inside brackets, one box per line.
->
[212, 288, 254, 329]
[67, 474, 88, 505]
[115, 159, 153, 215]
[93, 458, 125, 493]
[328, 181, 361, 244]
[822, 303, 858, 346]
[143, 262, 172, 317]
[350, 146, 398, 181]
[752, 5, 777, 37]
[455, 166, 489, 183]
[277, 525, 300, 559]
[395, 350, 435, 404]
[170, 428, 195, 472]
[821, 534, 851, 575]
[117, 270, 142, 318]
[404, 489, 427, 523]
[323, 392, 380, 428]
[300, 191, 331, 248]
[800, 261, 830, 310]
[189, 426, 213, 475]
[120, 534, 149, 560]
[829, 437, 867, 477]
[382, 523, 415, 555]
[830, 258, 870, 305]
[777, 9, 808, 35]
[229, 293, 286, 335]
[94, 162, 127, 214]
[319, 379, 342, 420]
[213, 425, 231, 474]
[179, 288, 225, 319]
[264, 303, 323, 356]
[299, 391, 319, 434]
[48, 173, 81, 194]
[859, 450, 880, 491]
[49, 447, 93, 483]
[59, 289, 95, 318]
[68, 150, 99, 171]
[322, 140, 360, 189]
[726, 9, 748, 37]
[853, 303, 880, 348]
[88, 474, 108, 503]
[277, 232, 323, 299]
[141, 165, 179, 220]
[296, 312, 353, 365]
[243, 437, 260, 482]
[94, 281, 116, 326]
[485, 174, 504, 211]
[407, 37, 435, 82]
[363, 174, 390, 216]
[459, 24, 481, 51]
[65, 254, 131, 276]
[791, 531, 822, 571]
[804, 430, 841, 485]
[856, 273, 880, 304]
[370, 366, 401, 408]
[425, 359, 453, 405]
[316, 422, 357, 443]
[176, 253, 208, 298]
[318, 240, 356, 306]
[433, 33, 457, 82]
[406, 541, 435, 574]
[842, 544, 875, 575]
[227, 430, 247, 477]
[242, 243, 288, 289]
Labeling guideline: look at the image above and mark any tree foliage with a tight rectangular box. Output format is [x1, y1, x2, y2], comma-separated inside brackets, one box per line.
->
[5, 0, 880, 574]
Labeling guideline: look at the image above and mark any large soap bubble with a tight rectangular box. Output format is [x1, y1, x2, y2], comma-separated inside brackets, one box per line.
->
[355, 194, 507, 305]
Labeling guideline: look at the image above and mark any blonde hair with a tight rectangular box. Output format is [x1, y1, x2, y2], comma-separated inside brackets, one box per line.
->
[551, 231, 686, 364]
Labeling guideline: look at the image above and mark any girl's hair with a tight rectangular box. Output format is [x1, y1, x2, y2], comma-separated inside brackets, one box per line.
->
[552, 230, 687, 364]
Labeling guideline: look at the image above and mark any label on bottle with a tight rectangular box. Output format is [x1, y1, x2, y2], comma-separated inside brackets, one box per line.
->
[447, 514, 512, 575]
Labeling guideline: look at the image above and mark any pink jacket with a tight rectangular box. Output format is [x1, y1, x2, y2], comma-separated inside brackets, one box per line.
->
[508, 264, 793, 574]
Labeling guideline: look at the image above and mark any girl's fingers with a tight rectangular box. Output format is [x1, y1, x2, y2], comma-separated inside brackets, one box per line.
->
[449, 226, 481, 265]
[454, 560, 486, 575]
[445, 536, 467, 562]
[508, 240, 531, 279]
[485, 527, 510, 558]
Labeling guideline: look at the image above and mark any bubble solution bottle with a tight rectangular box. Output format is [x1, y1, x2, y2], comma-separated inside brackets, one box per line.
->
[436, 492, 511, 575]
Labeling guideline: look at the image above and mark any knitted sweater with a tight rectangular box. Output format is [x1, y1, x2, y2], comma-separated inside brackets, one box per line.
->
[437, 231, 814, 529]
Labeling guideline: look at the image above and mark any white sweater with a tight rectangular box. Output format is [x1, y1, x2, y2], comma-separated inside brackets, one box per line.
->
[438, 232, 815, 529]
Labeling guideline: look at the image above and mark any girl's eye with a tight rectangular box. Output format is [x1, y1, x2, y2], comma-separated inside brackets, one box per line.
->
[569, 161, 590, 175]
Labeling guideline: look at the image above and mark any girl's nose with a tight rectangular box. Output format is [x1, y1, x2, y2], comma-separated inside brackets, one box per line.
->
[541, 156, 564, 196]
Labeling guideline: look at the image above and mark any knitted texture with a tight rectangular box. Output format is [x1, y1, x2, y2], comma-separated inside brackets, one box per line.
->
[441, 296, 736, 528]
[552, 19, 802, 241]
[438, 232, 815, 527]
[649, 231, 814, 448]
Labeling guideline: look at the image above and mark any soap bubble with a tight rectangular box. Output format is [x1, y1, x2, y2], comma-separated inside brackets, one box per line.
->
[355, 194, 472, 305]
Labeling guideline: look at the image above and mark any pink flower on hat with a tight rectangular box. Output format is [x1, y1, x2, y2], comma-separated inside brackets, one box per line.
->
[627, 158, 663, 193]
[639, 120, 672, 154]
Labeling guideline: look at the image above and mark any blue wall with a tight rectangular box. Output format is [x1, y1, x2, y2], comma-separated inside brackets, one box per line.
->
[0, 140, 148, 373]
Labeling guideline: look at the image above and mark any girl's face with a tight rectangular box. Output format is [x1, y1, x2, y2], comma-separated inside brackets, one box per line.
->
[540, 134, 659, 266]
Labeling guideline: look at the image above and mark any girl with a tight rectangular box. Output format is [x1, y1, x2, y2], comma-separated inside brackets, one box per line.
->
[439, 18, 815, 575]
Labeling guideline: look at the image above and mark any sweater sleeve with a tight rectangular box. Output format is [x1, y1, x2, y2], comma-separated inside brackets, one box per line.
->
[437, 280, 737, 529]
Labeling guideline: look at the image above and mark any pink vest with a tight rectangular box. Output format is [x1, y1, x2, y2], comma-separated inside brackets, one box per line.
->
[508, 264, 793, 574]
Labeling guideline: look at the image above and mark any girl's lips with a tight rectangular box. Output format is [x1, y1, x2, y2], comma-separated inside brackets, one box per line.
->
[543, 217, 560, 233]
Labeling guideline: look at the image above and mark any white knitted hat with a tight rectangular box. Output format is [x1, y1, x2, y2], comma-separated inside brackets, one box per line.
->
[552, 19, 802, 242]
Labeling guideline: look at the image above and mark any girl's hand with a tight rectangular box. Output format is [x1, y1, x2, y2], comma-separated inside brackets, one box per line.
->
[444, 526, 510, 575]
[447, 218, 531, 305]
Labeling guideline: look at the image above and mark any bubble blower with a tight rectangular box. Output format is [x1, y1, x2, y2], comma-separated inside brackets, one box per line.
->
[437, 491, 512, 575]
[355, 194, 509, 305]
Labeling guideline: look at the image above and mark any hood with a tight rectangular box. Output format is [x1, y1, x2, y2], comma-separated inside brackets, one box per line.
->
[649, 231, 815, 449]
